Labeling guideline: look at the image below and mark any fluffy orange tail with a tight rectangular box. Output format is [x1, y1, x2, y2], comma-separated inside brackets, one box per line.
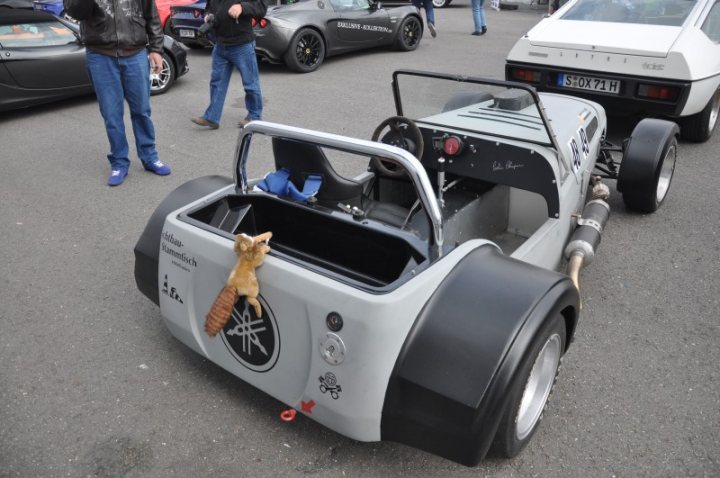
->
[205, 285, 239, 336]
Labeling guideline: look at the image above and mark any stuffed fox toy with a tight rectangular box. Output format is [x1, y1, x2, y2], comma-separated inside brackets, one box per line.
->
[204, 232, 272, 337]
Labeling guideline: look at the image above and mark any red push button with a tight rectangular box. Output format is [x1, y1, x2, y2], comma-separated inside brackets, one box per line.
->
[443, 136, 463, 156]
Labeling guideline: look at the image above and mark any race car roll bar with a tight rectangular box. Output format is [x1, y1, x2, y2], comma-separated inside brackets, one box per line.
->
[233, 121, 445, 255]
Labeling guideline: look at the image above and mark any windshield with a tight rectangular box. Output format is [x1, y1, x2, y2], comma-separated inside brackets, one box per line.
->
[392, 71, 555, 146]
[561, 0, 698, 26]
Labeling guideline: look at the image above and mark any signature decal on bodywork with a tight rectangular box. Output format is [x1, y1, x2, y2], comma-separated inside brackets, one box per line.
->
[161, 230, 197, 272]
[161, 274, 184, 304]
[492, 160, 525, 172]
[221, 296, 280, 372]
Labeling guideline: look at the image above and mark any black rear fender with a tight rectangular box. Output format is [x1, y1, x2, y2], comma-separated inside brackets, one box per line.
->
[381, 244, 579, 466]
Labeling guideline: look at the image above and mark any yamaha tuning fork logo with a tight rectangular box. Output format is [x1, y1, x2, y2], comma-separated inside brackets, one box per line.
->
[221, 296, 280, 372]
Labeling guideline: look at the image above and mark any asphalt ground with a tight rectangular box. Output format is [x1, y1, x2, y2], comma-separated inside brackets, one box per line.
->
[1, 3, 719, 477]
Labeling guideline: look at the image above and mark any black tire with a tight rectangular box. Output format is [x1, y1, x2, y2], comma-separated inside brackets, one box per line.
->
[150, 52, 176, 96]
[617, 118, 679, 213]
[442, 91, 494, 112]
[491, 314, 566, 458]
[679, 88, 720, 142]
[284, 28, 325, 73]
[394, 15, 422, 51]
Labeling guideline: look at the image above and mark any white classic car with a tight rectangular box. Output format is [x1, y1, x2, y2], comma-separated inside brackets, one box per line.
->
[505, 0, 720, 142]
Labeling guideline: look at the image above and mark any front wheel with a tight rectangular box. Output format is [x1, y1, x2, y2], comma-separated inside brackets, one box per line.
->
[150, 52, 176, 96]
[617, 118, 679, 213]
[284, 28, 325, 73]
[394, 15, 422, 51]
[680, 88, 720, 142]
[432, 0, 451, 7]
[491, 315, 566, 458]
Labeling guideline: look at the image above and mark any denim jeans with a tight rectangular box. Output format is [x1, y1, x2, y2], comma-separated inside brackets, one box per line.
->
[411, 0, 435, 26]
[472, 0, 486, 31]
[203, 41, 263, 124]
[85, 49, 158, 171]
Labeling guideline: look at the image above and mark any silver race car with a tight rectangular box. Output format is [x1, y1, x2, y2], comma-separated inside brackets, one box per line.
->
[135, 70, 678, 465]
[253, 0, 423, 72]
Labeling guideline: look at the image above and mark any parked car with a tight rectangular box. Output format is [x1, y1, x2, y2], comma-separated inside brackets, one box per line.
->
[134, 69, 678, 465]
[0, 10, 189, 112]
[0, 0, 34, 9]
[253, 0, 423, 72]
[169, 0, 212, 48]
[505, 0, 720, 142]
[156, 0, 196, 35]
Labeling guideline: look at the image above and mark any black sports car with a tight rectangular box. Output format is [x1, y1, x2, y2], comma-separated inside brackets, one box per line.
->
[0, 10, 189, 112]
[255, 0, 424, 72]
[170, 0, 424, 72]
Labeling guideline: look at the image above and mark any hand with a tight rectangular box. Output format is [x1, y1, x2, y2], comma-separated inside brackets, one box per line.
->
[149, 52, 163, 74]
[228, 3, 243, 19]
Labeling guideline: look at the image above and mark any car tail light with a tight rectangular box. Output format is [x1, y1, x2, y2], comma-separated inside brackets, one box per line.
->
[192, 9, 203, 18]
[637, 84, 680, 102]
[252, 18, 269, 28]
[509, 68, 541, 83]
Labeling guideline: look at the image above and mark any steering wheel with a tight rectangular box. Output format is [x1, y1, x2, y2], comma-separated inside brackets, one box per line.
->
[370, 116, 424, 178]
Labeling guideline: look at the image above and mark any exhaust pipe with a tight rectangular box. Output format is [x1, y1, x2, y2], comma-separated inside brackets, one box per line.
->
[565, 180, 610, 293]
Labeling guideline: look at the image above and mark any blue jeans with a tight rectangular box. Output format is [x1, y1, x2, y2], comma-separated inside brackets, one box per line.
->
[85, 49, 158, 171]
[472, 0, 486, 30]
[412, 0, 435, 26]
[203, 41, 263, 124]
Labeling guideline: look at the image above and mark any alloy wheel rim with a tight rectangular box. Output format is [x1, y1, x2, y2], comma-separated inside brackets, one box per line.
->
[515, 333, 561, 441]
[657, 143, 676, 203]
[297, 35, 321, 67]
[150, 59, 170, 91]
[403, 19, 421, 46]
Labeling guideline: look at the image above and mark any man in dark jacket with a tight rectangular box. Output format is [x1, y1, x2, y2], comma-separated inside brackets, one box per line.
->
[190, 0, 267, 130]
[63, 0, 171, 186]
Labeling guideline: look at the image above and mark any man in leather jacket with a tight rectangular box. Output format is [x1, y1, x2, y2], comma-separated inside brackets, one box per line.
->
[63, 0, 171, 186]
[191, 0, 267, 130]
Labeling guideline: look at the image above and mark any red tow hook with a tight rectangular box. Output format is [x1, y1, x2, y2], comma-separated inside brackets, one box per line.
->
[280, 409, 297, 422]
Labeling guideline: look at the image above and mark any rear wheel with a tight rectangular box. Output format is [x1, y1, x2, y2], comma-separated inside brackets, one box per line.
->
[394, 16, 422, 51]
[150, 52, 176, 96]
[284, 28, 325, 73]
[618, 118, 679, 213]
[491, 315, 566, 458]
[680, 88, 720, 142]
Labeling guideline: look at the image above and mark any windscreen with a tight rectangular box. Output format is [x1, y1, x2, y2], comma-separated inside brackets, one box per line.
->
[561, 0, 698, 26]
[393, 71, 554, 146]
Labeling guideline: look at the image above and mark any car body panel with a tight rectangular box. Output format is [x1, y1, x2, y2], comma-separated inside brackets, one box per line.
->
[0, 9, 188, 112]
[506, 0, 720, 118]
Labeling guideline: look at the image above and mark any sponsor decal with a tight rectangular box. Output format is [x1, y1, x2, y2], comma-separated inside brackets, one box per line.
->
[337, 21, 391, 33]
[569, 137, 581, 172]
[161, 230, 197, 272]
[578, 126, 590, 158]
[161, 274, 184, 303]
[319, 372, 342, 400]
[221, 296, 280, 372]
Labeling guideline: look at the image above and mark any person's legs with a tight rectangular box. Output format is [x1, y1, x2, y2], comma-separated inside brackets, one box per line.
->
[121, 49, 160, 166]
[85, 50, 130, 172]
[423, 0, 436, 36]
[228, 41, 263, 121]
[203, 43, 234, 124]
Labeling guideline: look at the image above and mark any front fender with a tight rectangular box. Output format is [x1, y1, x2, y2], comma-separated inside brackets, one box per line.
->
[381, 245, 579, 466]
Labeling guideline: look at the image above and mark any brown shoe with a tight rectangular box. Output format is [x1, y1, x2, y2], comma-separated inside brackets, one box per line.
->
[191, 116, 219, 129]
[237, 117, 252, 128]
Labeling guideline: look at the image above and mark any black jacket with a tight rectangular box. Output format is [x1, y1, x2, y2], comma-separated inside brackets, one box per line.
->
[206, 0, 267, 45]
[63, 0, 163, 53]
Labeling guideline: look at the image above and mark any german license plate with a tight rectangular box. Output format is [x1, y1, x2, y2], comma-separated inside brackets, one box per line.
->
[557, 73, 620, 95]
[179, 29, 195, 38]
